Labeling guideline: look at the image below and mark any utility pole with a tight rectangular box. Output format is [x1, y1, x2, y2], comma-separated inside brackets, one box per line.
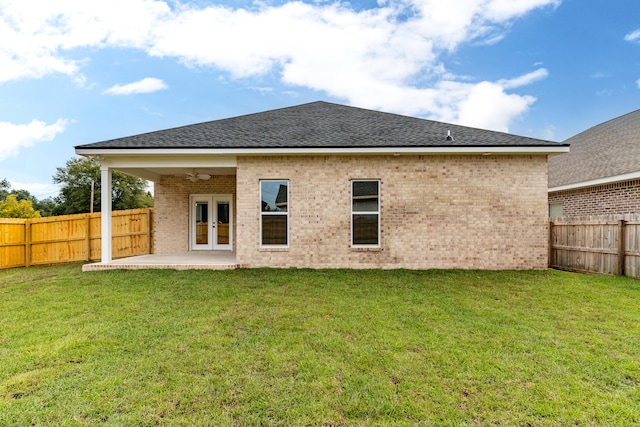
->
[90, 180, 95, 213]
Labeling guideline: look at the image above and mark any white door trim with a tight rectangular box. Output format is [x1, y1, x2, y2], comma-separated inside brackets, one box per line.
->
[189, 194, 233, 251]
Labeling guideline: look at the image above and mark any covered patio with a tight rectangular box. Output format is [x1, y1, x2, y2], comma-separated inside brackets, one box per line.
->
[82, 252, 238, 271]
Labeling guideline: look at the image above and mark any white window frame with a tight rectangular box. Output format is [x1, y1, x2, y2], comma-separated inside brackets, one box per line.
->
[351, 179, 380, 247]
[260, 180, 289, 248]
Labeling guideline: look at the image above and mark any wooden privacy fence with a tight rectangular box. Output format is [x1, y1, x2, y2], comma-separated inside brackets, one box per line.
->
[549, 214, 640, 278]
[0, 208, 153, 269]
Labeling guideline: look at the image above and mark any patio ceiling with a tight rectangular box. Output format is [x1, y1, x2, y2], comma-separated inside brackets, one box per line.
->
[90, 154, 237, 182]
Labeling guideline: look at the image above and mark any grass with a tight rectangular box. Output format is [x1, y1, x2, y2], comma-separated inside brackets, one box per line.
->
[0, 265, 639, 426]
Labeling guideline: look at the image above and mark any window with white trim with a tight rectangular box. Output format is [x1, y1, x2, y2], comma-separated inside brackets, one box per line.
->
[260, 180, 288, 246]
[352, 180, 380, 246]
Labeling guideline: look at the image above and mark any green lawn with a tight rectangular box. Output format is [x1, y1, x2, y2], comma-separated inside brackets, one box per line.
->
[0, 265, 639, 426]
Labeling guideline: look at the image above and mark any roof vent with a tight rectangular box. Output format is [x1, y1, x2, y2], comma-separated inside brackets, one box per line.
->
[446, 130, 454, 142]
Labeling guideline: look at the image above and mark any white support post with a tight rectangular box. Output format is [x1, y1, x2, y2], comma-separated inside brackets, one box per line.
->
[101, 166, 113, 263]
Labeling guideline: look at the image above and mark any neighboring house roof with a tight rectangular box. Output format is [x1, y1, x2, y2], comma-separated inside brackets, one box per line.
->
[76, 101, 564, 152]
[549, 109, 640, 191]
[274, 184, 288, 209]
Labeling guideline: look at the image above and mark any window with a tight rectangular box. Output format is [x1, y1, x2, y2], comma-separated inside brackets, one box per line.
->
[352, 180, 380, 246]
[549, 203, 563, 217]
[260, 180, 288, 246]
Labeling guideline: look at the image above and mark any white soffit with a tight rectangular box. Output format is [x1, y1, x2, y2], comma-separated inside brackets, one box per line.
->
[93, 154, 237, 168]
[85, 155, 238, 182]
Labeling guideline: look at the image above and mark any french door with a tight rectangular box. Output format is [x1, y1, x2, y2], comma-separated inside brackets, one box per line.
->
[190, 194, 233, 251]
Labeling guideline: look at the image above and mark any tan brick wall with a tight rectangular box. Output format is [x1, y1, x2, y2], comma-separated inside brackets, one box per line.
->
[154, 175, 236, 254]
[236, 155, 549, 269]
[548, 179, 640, 216]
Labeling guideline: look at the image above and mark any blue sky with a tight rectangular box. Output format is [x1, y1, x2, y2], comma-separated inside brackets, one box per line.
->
[1, 0, 639, 199]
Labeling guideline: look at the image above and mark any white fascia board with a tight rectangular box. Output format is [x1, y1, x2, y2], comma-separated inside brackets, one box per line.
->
[76, 145, 569, 157]
[86, 154, 238, 169]
[549, 171, 640, 192]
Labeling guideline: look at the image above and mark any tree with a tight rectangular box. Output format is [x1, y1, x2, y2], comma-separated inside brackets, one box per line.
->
[0, 194, 41, 218]
[0, 179, 50, 217]
[33, 197, 58, 217]
[0, 178, 10, 200]
[53, 157, 153, 215]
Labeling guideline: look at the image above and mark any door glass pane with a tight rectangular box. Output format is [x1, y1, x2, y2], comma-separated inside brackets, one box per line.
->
[195, 201, 208, 245]
[217, 201, 230, 245]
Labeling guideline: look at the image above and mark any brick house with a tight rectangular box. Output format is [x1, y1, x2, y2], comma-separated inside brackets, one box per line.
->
[548, 109, 640, 216]
[75, 101, 567, 269]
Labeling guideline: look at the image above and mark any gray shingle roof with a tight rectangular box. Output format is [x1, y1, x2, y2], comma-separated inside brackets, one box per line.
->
[549, 109, 640, 188]
[76, 101, 561, 150]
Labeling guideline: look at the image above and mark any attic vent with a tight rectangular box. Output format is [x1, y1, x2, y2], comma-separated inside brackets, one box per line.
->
[446, 130, 454, 142]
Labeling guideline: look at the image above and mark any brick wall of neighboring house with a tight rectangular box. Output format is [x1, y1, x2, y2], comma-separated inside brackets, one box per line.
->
[236, 155, 549, 270]
[548, 179, 640, 216]
[153, 175, 236, 254]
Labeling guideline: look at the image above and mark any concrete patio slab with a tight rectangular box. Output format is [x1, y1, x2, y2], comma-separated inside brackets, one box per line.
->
[82, 252, 238, 271]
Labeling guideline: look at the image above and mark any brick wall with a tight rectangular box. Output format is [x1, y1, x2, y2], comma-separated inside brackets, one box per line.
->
[548, 179, 640, 216]
[154, 175, 236, 254]
[236, 155, 549, 270]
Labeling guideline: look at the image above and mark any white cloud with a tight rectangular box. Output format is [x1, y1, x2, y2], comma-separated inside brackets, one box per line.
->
[0, 119, 68, 161]
[0, 0, 559, 131]
[8, 181, 61, 198]
[0, 0, 171, 83]
[539, 124, 556, 141]
[636, 78, 640, 89]
[624, 29, 640, 43]
[102, 77, 168, 95]
[419, 78, 537, 132]
[499, 68, 548, 89]
[482, 0, 561, 21]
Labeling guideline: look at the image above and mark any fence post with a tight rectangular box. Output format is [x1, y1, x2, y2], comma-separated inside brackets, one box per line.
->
[85, 214, 91, 262]
[24, 219, 31, 268]
[148, 208, 154, 254]
[618, 220, 626, 276]
[548, 219, 554, 268]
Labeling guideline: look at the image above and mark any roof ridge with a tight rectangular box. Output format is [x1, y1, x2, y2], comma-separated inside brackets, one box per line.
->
[564, 108, 640, 143]
[550, 108, 640, 187]
[305, 101, 561, 144]
[76, 101, 565, 150]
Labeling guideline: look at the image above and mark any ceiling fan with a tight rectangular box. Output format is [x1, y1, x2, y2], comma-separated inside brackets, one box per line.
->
[185, 169, 211, 182]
